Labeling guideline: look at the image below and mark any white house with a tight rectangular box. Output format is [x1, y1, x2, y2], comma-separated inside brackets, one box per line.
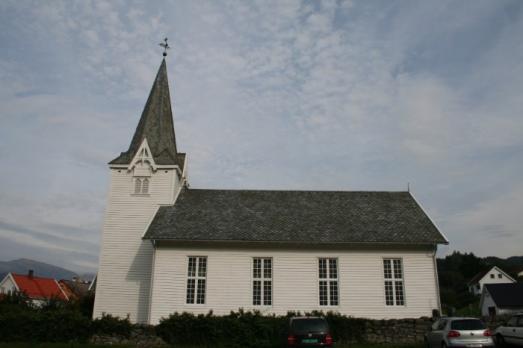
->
[92, 57, 449, 325]
[480, 283, 523, 317]
[467, 266, 516, 296]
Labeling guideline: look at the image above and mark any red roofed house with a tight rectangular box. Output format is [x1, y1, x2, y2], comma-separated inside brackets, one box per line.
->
[0, 270, 68, 306]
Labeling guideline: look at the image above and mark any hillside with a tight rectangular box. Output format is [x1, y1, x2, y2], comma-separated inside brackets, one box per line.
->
[0, 258, 80, 281]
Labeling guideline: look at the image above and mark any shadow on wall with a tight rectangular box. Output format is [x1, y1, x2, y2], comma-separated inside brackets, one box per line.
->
[126, 240, 154, 323]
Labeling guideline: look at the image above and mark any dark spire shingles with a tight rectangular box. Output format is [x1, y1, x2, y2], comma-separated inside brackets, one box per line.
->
[110, 59, 182, 167]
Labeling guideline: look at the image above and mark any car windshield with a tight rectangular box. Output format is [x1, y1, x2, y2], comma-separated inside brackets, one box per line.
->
[291, 318, 329, 334]
[450, 320, 485, 331]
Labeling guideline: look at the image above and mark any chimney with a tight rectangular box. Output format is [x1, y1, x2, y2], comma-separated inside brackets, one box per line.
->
[28, 269, 34, 278]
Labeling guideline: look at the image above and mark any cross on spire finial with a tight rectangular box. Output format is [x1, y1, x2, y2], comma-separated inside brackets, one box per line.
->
[159, 37, 170, 57]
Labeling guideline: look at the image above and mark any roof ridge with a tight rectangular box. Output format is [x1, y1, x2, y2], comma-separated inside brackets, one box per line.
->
[185, 188, 410, 193]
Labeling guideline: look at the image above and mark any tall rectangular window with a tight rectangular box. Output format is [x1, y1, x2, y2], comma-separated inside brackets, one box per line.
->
[186, 256, 207, 304]
[133, 177, 149, 194]
[383, 258, 405, 306]
[253, 258, 272, 306]
[319, 258, 339, 306]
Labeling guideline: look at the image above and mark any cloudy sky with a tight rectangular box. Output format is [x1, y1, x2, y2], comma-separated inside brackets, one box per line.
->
[0, 0, 522, 273]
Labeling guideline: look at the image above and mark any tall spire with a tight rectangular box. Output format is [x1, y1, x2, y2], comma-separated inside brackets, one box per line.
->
[110, 59, 180, 166]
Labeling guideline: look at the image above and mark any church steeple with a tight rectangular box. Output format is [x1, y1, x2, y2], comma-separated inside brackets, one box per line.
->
[110, 58, 180, 167]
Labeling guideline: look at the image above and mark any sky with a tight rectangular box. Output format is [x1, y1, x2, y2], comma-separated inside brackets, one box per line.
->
[0, 0, 522, 274]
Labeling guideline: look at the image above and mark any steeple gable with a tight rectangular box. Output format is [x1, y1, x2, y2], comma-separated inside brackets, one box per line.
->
[110, 59, 181, 167]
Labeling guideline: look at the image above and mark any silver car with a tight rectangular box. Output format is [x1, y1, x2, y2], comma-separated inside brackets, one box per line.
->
[425, 317, 494, 348]
[495, 313, 523, 346]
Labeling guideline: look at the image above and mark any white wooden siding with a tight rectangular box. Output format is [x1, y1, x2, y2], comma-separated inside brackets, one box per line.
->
[474, 267, 515, 295]
[93, 165, 181, 323]
[0, 274, 17, 294]
[149, 244, 440, 324]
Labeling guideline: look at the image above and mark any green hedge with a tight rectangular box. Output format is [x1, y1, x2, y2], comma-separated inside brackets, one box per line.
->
[156, 310, 368, 348]
[0, 293, 401, 346]
[0, 293, 132, 343]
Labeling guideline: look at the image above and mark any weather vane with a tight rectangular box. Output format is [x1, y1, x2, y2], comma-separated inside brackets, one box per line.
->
[159, 37, 170, 57]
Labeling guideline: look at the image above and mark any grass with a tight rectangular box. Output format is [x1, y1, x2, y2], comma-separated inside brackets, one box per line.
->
[0, 344, 135, 348]
[0, 344, 425, 348]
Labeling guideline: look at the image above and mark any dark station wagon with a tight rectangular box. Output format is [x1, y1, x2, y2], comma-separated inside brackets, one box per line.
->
[286, 317, 334, 347]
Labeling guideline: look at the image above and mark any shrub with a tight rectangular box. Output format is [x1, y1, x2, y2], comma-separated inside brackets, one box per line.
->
[0, 309, 91, 342]
[156, 310, 287, 348]
[91, 314, 133, 338]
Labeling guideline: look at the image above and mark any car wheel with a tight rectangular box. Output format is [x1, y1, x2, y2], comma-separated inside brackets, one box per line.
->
[496, 334, 505, 347]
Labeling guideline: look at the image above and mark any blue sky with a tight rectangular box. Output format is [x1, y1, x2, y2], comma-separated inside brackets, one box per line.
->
[0, 1, 522, 273]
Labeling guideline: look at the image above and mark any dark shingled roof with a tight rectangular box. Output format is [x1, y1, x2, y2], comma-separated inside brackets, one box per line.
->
[110, 59, 182, 167]
[485, 283, 523, 308]
[143, 189, 447, 244]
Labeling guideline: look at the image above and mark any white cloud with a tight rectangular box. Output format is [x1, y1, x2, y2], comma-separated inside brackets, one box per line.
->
[0, 0, 522, 272]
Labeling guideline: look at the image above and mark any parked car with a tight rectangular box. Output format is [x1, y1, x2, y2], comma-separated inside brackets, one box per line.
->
[286, 316, 334, 347]
[425, 317, 494, 348]
[495, 313, 523, 346]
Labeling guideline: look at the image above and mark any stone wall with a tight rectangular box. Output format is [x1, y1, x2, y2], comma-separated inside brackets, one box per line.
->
[90, 325, 167, 347]
[360, 318, 432, 344]
[89, 317, 435, 346]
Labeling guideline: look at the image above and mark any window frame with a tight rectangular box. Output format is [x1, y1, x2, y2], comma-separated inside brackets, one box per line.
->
[318, 257, 339, 307]
[185, 256, 207, 305]
[383, 258, 406, 307]
[252, 257, 273, 307]
[132, 176, 150, 195]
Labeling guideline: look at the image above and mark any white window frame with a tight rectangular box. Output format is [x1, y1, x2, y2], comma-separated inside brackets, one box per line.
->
[252, 257, 272, 306]
[133, 177, 150, 195]
[186, 256, 207, 305]
[383, 258, 405, 306]
[318, 257, 339, 306]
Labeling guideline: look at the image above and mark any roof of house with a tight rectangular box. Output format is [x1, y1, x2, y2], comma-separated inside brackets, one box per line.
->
[143, 189, 447, 245]
[468, 266, 515, 285]
[485, 283, 523, 308]
[468, 269, 491, 285]
[11, 273, 68, 301]
[109, 59, 183, 168]
[58, 279, 90, 300]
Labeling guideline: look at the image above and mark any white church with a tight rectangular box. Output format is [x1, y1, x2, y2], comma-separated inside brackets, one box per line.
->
[93, 57, 448, 325]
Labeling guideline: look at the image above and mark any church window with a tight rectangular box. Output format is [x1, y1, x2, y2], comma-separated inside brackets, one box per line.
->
[253, 258, 272, 306]
[142, 178, 149, 193]
[186, 256, 206, 304]
[383, 258, 405, 306]
[134, 178, 142, 194]
[319, 258, 338, 306]
[133, 177, 150, 194]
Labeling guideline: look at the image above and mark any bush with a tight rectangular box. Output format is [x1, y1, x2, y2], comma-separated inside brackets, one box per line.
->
[0, 309, 91, 342]
[156, 310, 370, 347]
[156, 310, 287, 348]
[91, 314, 133, 338]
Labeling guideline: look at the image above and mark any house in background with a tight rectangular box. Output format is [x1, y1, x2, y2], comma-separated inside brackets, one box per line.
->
[58, 278, 91, 301]
[93, 57, 449, 325]
[480, 283, 523, 317]
[0, 270, 68, 305]
[468, 266, 516, 296]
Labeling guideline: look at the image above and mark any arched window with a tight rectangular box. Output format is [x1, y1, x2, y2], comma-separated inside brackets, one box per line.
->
[134, 178, 142, 194]
[142, 178, 149, 194]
